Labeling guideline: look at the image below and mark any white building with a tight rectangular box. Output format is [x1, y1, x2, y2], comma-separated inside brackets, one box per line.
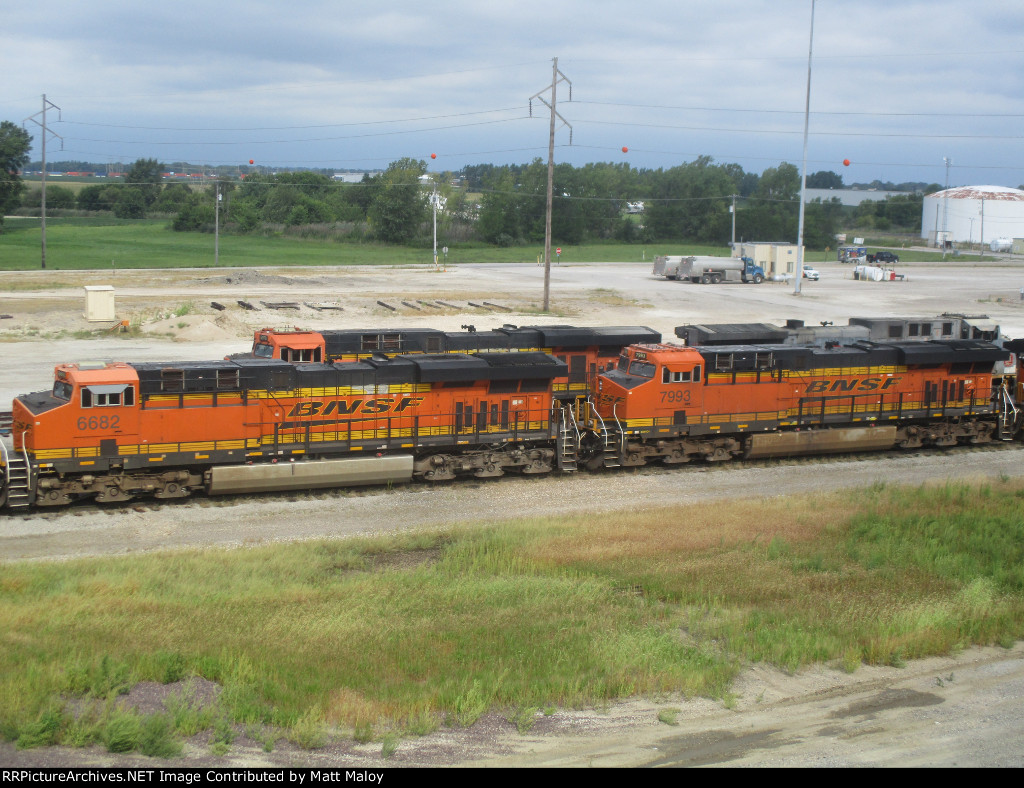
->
[804, 188, 908, 207]
[921, 185, 1024, 247]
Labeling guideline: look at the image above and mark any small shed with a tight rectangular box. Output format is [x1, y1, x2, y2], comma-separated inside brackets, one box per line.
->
[83, 285, 115, 322]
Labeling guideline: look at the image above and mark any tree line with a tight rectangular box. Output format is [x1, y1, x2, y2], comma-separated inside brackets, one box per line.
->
[3, 119, 927, 246]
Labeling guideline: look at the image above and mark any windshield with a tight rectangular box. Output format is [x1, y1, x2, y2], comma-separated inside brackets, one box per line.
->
[627, 360, 655, 378]
[52, 381, 72, 401]
[253, 343, 274, 358]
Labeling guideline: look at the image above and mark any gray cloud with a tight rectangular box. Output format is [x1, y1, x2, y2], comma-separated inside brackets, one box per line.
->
[4, 0, 1023, 185]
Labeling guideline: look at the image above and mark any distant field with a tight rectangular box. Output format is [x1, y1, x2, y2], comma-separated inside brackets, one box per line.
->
[0, 219, 707, 270]
[0, 217, 956, 272]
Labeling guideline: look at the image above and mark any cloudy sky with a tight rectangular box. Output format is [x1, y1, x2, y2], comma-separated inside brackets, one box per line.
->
[4, 0, 1023, 187]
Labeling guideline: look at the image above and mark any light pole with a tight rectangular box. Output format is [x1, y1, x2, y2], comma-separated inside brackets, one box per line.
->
[941, 157, 951, 258]
[429, 178, 444, 270]
[794, 0, 816, 296]
[730, 194, 736, 250]
[214, 182, 221, 266]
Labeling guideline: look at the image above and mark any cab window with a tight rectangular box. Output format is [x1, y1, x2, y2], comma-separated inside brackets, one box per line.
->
[627, 360, 655, 378]
[662, 365, 701, 384]
[281, 347, 321, 363]
[253, 343, 274, 358]
[81, 384, 135, 408]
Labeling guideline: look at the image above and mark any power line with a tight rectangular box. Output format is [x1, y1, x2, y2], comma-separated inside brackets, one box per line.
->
[60, 107, 528, 133]
[61, 117, 530, 147]
[570, 118, 1024, 141]
[571, 100, 1024, 120]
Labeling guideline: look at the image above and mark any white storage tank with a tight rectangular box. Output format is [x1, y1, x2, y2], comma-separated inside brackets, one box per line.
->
[921, 186, 1024, 246]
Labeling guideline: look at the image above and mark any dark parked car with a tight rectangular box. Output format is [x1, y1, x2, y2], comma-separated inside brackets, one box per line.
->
[867, 251, 899, 264]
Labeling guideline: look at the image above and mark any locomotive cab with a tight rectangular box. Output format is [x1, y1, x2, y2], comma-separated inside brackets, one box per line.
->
[596, 344, 704, 426]
[252, 329, 325, 363]
[15, 362, 141, 456]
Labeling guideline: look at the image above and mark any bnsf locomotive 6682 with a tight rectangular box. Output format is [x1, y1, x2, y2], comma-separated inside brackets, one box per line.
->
[1, 324, 1019, 511]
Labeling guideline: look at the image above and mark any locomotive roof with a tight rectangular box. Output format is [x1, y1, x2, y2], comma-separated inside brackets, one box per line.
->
[314, 325, 660, 354]
[674, 323, 790, 345]
[695, 339, 1005, 372]
[127, 352, 567, 394]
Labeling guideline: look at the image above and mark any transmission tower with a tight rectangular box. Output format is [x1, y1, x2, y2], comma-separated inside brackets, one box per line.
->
[529, 58, 572, 312]
[23, 95, 63, 270]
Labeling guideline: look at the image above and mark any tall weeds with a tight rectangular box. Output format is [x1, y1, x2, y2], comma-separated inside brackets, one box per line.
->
[0, 480, 1021, 750]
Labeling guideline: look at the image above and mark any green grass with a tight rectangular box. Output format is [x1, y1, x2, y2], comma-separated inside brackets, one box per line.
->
[1, 216, 971, 271]
[0, 480, 1021, 755]
[0, 218, 724, 270]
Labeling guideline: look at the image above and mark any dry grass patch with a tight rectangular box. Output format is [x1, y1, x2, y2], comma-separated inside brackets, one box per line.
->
[530, 494, 835, 565]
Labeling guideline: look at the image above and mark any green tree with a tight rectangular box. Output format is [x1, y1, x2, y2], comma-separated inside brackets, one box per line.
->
[575, 162, 634, 240]
[367, 158, 427, 243]
[113, 187, 147, 219]
[642, 157, 736, 242]
[171, 202, 215, 231]
[477, 168, 524, 245]
[151, 182, 194, 213]
[21, 185, 76, 210]
[803, 198, 844, 249]
[806, 170, 844, 189]
[262, 185, 306, 223]
[516, 160, 586, 244]
[77, 184, 119, 212]
[738, 162, 801, 242]
[344, 174, 379, 216]
[0, 120, 32, 229]
[125, 158, 165, 208]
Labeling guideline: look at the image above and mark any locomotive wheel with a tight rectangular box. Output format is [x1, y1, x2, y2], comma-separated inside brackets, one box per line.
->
[95, 486, 132, 503]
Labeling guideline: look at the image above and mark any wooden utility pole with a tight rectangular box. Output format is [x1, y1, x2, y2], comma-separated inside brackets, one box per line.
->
[23, 95, 63, 270]
[529, 59, 572, 312]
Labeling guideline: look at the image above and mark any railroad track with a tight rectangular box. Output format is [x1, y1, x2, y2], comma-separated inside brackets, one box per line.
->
[6, 441, 1023, 519]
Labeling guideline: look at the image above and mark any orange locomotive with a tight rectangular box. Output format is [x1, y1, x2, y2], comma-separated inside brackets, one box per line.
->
[2, 334, 1018, 510]
[244, 324, 660, 401]
[587, 338, 1015, 469]
[6, 352, 569, 509]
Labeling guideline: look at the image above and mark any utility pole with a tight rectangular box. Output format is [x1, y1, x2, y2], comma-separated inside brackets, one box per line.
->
[23, 95, 63, 270]
[529, 58, 572, 312]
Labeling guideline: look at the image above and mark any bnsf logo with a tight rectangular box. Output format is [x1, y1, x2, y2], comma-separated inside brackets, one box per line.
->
[805, 377, 902, 394]
[286, 397, 424, 418]
[596, 394, 623, 408]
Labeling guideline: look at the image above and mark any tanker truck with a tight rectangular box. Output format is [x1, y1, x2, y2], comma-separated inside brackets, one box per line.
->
[653, 255, 766, 284]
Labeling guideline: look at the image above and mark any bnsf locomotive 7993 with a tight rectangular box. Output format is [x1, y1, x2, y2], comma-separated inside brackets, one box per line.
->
[1, 326, 1020, 510]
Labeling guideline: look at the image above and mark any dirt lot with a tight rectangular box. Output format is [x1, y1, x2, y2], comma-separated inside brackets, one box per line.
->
[2, 255, 1024, 767]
